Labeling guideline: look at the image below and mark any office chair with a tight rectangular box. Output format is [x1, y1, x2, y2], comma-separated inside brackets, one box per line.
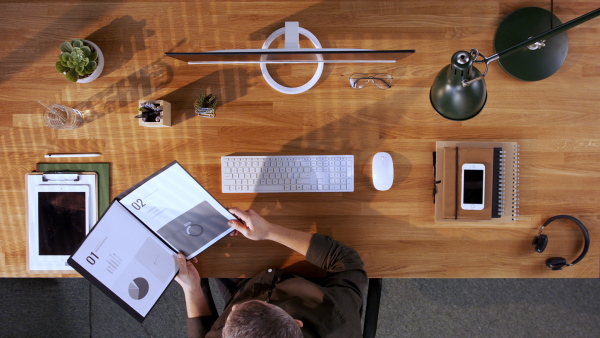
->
[200, 277, 382, 337]
[363, 278, 382, 338]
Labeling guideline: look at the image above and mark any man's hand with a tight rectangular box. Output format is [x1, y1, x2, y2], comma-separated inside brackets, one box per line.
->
[174, 253, 211, 318]
[228, 207, 313, 256]
[228, 208, 275, 241]
[175, 253, 200, 295]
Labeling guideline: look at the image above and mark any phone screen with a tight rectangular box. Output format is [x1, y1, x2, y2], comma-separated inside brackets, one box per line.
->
[38, 192, 86, 255]
[463, 169, 484, 204]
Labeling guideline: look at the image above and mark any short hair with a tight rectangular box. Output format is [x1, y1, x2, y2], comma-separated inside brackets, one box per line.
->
[222, 300, 303, 338]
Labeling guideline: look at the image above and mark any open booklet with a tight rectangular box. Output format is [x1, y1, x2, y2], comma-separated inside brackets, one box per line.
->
[68, 161, 235, 322]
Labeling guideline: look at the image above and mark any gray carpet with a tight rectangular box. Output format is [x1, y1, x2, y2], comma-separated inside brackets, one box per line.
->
[0, 278, 598, 337]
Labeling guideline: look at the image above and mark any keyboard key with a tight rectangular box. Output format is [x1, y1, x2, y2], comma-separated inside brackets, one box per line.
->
[254, 185, 285, 192]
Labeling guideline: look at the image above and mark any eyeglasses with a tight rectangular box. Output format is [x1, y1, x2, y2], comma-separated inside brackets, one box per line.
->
[349, 73, 393, 89]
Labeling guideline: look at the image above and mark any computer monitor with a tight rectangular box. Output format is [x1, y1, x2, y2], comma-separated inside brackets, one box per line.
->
[165, 48, 415, 64]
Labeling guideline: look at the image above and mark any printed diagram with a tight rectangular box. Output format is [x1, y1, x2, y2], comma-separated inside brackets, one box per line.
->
[157, 200, 230, 257]
[128, 277, 149, 300]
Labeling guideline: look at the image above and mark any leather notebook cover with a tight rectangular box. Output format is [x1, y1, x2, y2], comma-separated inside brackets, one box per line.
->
[441, 147, 494, 220]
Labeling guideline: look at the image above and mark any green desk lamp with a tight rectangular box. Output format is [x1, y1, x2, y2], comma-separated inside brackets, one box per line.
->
[430, 7, 600, 121]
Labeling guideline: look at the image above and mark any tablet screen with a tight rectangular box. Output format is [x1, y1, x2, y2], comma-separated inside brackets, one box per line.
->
[38, 192, 87, 255]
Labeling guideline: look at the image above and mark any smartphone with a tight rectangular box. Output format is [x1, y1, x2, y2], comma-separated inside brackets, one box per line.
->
[461, 163, 485, 210]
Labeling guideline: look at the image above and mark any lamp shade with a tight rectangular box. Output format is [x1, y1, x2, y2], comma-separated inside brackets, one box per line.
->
[430, 51, 487, 121]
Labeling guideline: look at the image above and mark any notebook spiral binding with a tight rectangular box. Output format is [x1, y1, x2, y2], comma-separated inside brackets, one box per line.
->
[512, 144, 520, 221]
[496, 144, 520, 220]
[498, 151, 506, 216]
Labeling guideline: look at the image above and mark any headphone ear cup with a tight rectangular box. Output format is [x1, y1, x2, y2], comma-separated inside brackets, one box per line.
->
[533, 234, 548, 253]
[546, 257, 567, 270]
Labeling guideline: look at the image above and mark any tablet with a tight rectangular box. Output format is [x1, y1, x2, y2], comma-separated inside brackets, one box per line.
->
[26, 172, 98, 273]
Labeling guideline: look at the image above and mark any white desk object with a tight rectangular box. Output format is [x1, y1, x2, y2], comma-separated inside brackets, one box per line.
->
[259, 21, 324, 94]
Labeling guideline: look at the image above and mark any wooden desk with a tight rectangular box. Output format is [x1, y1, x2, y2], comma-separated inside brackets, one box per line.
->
[1, 0, 598, 278]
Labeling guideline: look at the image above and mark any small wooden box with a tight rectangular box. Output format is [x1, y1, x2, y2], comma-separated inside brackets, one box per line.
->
[138, 100, 171, 127]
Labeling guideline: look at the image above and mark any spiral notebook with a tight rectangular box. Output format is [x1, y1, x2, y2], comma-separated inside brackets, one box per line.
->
[434, 141, 520, 222]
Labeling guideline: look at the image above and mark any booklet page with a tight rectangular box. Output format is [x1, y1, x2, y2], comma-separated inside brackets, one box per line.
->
[71, 202, 177, 318]
[119, 163, 235, 258]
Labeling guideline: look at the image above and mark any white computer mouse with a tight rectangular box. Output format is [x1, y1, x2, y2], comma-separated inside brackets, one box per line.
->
[372, 152, 393, 191]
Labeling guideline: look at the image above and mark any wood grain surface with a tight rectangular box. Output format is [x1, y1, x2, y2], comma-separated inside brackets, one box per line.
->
[1, 0, 598, 277]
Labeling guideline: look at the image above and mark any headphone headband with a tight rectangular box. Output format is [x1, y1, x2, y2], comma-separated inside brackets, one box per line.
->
[540, 215, 590, 266]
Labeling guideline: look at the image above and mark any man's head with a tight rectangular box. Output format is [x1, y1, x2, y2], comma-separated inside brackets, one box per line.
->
[222, 300, 303, 338]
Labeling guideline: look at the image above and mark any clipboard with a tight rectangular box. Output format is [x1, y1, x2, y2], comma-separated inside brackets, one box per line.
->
[25, 172, 98, 273]
[37, 162, 110, 216]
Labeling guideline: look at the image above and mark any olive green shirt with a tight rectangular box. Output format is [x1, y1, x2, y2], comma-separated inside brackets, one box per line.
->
[187, 233, 368, 337]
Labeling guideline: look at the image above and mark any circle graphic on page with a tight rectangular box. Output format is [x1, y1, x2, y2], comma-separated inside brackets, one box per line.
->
[186, 224, 204, 236]
[128, 277, 149, 300]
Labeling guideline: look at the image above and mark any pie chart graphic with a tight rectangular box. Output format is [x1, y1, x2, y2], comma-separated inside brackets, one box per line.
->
[128, 277, 149, 300]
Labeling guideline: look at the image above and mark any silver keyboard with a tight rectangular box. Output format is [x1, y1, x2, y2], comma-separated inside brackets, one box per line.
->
[221, 155, 354, 193]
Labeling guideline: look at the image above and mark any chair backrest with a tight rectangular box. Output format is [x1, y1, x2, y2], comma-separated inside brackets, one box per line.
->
[363, 278, 382, 338]
[202, 277, 382, 337]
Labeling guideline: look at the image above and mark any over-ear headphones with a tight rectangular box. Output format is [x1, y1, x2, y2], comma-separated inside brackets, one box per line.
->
[532, 215, 590, 270]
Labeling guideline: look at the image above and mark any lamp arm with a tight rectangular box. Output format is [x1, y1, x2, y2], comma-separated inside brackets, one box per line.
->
[492, 7, 599, 61]
[462, 8, 600, 87]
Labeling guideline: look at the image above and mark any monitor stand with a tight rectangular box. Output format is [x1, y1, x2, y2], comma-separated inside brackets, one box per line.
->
[260, 22, 324, 94]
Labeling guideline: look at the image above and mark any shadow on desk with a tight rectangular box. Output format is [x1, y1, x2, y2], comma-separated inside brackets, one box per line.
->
[85, 15, 154, 78]
[74, 58, 175, 124]
[159, 68, 250, 126]
[0, 2, 122, 84]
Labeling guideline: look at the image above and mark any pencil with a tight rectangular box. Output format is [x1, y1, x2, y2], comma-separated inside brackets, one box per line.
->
[44, 153, 101, 158]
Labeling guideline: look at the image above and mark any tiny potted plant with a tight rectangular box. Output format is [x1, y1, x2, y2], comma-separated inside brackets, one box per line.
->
[55, 38, 104, 83]
[136, 100, 171, 127]
[194, 93, 218, 118]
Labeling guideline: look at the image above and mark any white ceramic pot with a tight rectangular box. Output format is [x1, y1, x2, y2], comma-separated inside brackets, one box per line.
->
[76, 40, 104, 83]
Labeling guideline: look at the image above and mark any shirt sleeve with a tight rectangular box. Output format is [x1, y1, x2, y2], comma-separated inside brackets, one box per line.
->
[186, 315, 219, 338]
[305, 233, 368, 289]
[306, 233, 364, 273]
[305, 232, 368, 333]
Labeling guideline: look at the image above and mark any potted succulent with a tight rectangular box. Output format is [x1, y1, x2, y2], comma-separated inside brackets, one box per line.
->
[194, 93, 218, 118]
[55, 38, 104, 83]
[136, 100, 171, 127]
